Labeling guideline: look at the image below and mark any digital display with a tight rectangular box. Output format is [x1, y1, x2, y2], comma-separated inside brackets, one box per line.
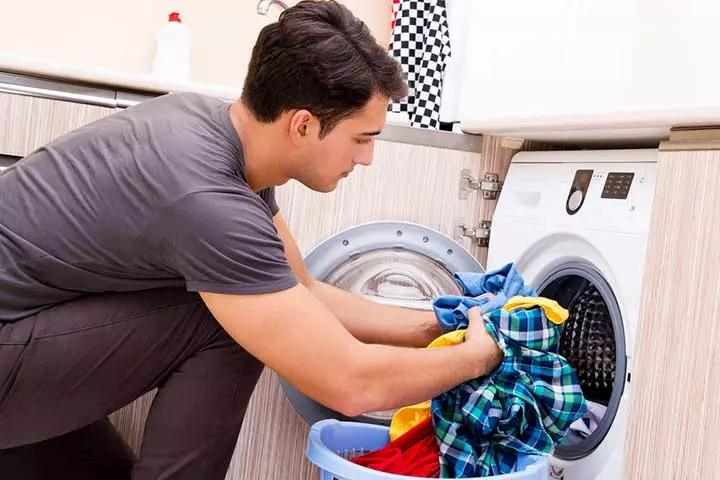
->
[602, 172, 635, 199]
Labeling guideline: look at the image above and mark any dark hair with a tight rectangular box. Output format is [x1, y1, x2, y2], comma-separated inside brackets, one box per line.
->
[241, 0, 407, 138]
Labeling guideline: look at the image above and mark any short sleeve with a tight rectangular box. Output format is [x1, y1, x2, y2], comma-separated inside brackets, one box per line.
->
[258, 187, 279, 216]
[143, 190, 297, 294]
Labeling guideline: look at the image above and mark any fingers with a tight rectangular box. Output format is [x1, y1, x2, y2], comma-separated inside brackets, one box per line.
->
[468, 306, 482, 321]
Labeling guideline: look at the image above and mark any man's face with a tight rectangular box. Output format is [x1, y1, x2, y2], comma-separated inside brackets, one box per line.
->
[292, 95, 388, 193]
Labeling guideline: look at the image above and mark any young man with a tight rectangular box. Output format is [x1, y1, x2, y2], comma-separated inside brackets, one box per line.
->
[0, 1, 502, 478]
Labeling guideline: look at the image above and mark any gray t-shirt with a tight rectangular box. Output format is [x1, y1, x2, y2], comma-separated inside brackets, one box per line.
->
[0, 92, 297, 322]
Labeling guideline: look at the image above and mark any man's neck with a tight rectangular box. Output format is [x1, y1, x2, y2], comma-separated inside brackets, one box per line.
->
[228, 101, 291, 192]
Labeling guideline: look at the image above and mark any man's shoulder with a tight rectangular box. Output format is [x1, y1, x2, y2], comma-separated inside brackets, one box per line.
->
[119, 91, 224, 119]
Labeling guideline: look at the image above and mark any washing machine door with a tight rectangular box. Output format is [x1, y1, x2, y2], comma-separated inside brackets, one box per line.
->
[280, 221, 484, 426]
[537, 262, 626, 459]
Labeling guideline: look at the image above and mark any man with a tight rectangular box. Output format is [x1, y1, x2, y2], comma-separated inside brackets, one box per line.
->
[0, 1, 502, 478]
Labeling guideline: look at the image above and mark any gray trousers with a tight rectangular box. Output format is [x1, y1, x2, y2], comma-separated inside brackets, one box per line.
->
[0, 287, 264, 479]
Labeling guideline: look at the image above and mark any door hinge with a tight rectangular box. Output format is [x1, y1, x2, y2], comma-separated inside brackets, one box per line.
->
[459, 169, 502, 200]
[455, 220, 492, 247]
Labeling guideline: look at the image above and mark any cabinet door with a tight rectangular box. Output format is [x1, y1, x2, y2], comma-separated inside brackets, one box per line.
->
[0, 92, 113, 157]
[227, 136, 517, 480]
[624, 149, 720, 479]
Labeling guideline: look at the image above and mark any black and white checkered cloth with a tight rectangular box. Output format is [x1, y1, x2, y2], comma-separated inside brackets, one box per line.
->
[388, 0, 451, 129]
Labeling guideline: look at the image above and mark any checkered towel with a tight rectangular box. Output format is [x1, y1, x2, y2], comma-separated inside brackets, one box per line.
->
[388, 0, 451, 129]
[431, 265, 587, 477]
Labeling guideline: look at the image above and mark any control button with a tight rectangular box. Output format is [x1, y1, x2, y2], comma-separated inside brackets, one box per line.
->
[567, 189, 584, 212]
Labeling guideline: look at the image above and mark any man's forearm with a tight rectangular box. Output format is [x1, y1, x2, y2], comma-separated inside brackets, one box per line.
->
[307, 280, 441, 347]
[344, 340, 486, 416]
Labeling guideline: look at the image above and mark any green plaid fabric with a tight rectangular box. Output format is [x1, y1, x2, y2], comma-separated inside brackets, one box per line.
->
[432, 269, 587, 477]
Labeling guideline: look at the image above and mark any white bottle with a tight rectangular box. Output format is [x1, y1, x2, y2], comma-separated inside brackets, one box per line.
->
[151, 12, 191, 81]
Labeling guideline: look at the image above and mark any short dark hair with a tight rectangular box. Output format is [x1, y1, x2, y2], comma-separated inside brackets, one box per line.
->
[241, 0, 407, 138]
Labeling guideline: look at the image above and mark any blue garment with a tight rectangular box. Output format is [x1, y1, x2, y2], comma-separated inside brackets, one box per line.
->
[433, 263, 537, 334]
[431, 264, 587, 478]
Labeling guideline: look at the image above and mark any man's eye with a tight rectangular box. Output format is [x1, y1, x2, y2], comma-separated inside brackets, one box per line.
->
[356, 138, 373, 145]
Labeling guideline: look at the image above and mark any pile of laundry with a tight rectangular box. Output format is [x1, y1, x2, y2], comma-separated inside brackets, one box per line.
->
[351, 263, 588, 478]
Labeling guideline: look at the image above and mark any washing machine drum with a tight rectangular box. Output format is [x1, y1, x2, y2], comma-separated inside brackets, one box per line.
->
[280, 221, 484, 426]
[538, 263, 627, 461]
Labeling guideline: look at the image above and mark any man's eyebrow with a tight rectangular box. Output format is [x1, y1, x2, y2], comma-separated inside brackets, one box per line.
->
[360, 130, 382, 136]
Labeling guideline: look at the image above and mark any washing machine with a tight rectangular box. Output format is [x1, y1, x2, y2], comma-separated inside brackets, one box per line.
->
[487, 148, 658, 480]
[281, 148, 658, 480]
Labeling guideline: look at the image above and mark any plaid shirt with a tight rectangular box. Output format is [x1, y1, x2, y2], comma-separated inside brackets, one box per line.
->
[431, 264, 587, 477]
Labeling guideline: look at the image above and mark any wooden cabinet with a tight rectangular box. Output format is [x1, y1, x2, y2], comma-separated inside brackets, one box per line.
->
[0, 92, 113, 157]
[624, 146, 720, 479]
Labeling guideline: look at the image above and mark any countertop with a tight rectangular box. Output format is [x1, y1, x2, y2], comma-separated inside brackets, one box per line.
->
[0, 52, 414, 125]
[0, 56, 481, 153]
[0, 53, 242, 101]
[459, 107, 720, 146]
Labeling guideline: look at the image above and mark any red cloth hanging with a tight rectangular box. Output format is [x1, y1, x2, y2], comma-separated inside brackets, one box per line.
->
[351, 417, 440, 478]
[391, 0, 401, 31]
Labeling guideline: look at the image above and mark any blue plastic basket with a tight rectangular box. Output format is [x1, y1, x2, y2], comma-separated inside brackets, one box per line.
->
[306, 419, 549, 480]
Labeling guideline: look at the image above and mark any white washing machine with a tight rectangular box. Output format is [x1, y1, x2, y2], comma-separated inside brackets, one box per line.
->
[282, 148, 657, 480]
[487, 148, 658, 480]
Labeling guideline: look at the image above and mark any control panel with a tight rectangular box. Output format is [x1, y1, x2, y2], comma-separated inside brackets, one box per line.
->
[566, 169, 642, 215]
[601, 172, 635, 199]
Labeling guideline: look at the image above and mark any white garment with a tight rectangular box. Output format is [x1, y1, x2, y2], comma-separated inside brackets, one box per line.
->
[569, 400, 607, 438]
[438, 0, 472, 123]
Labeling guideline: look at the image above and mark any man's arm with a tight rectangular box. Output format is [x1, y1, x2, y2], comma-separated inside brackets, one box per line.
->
[201, 285, 499, 417]
[273, 214, 441, 348]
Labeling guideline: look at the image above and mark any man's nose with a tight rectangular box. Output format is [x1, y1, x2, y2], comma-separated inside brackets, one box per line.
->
[353, 149, 374, 166]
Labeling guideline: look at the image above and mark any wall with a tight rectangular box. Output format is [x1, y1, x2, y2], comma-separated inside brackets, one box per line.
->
[0, 0, 392, 88]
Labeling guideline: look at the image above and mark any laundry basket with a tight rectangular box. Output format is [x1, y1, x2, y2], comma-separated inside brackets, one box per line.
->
[306, 420, 549, 480]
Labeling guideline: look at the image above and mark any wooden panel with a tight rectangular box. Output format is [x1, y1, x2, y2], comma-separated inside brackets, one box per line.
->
[108, 391, 157, 453]
[230, 137, 518, 480]
[624, 150, 720, 479]
[0, 92, 113, 157]
[227, 370, 318, 480]
[276, 139, 483, 252]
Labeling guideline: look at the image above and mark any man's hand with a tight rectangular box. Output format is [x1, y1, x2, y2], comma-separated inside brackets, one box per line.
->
[463, 307, 504, 378]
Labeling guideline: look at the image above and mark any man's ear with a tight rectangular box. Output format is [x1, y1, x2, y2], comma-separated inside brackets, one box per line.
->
[289, 109, 316, 145]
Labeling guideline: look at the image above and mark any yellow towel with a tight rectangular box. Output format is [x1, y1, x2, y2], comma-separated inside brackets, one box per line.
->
[389, 329, 466, 441]
[503, 296, 569, 325]
[427, 328, 467, 348]
[389, 401, 432, 441]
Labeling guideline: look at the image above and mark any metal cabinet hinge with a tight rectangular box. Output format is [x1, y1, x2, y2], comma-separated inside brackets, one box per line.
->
[459, 169, 502, 200]
[455, 220, 492, 247]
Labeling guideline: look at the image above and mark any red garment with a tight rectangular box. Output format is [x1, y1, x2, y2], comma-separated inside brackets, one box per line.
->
[352, 417, 440, 478]
[391, 0, 401, 31]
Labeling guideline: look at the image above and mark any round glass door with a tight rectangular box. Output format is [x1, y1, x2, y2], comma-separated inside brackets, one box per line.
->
[325, 248, 465, 423]
[280, 221, 484, 426]
[325, 249, 464, 310]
